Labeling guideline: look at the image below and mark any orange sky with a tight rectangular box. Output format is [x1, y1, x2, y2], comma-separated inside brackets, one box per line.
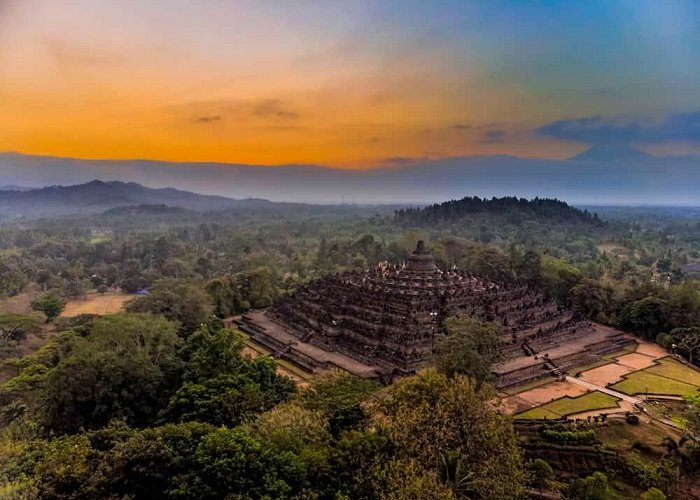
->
[1, 1, 698, 167]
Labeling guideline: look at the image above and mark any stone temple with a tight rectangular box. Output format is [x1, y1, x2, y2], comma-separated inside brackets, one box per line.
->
[237, 241, 632, 386]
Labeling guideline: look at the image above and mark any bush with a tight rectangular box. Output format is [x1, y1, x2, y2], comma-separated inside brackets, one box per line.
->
[626, 414, 640, 425]
[541, 428, 597, 446]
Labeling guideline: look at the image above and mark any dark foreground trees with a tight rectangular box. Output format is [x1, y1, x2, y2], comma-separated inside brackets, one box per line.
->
[2, 365, 526, 499]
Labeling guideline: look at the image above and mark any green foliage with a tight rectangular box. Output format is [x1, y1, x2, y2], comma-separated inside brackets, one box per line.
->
[618, 296, 669, 339]
[670, 326, 700, 364]
[324, 429, 393, 499]
[566, 471, 617, 500]
[541, 428, 597, 446]
[171, 427, 308, 499]
[0, 314, 41, 343]
[31, 292, 66, 322]
[41, 313, 182, 433]
[127, 279, 213, 335]
[435, 316, 503, 387]
[205, 266, 276, 316]
[298, 373, 378, 418]
[395, 196, 601, 226]
[90, 422, 214, 499]
[641, 488, 667, 500]
[570, 279, 615, 321]
[528, 459, 555, 494]
[624, 453, 674, 491]
[163, 324, 295, 426]
[379, 370, 526, 499]
[540, 255, 583, 306]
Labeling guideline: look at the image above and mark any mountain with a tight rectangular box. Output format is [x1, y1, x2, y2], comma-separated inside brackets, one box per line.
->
[1, 151, 700, 205]
[0, 184, 32, 191]
[569, 144, 654, 162]
[0, 180, 275, 218]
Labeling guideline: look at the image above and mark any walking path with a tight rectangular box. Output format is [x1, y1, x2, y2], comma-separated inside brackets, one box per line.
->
[565, 376, 642, 405]
[565, 375, 683, 430]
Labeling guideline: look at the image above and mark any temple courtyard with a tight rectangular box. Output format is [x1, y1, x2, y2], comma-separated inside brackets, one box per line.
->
[501, 341, 700, 420]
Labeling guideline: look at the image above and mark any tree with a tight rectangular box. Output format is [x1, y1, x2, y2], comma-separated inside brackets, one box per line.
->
[127, 279, 213, 335]
[540, 256, 583, 306]
[93, 422, 214, 499]
[618, 296, 669, 339]
[161, 324, 295, 426]
[570, 280, 614, 322]
[515, 250, 541, 284]
[378, 370, 526, 499]
[671, 327, 700, 365]
[567, 471, 617, 500]
[529, 458, 555, 495]
[31, 292, 66, 322]
[41, 313, 182, 433]
[0, 314, 40, 343]
[171, 427, 308, 499]
[640, 487, 667, 500]
[434, 317, 503, 387]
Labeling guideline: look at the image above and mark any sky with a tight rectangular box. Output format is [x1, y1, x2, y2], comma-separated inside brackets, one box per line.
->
[1, 0, 699, 168]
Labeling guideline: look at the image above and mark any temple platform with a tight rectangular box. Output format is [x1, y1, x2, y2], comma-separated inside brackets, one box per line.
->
[236, 310, 384, 379]
[494, 324, 634, 389]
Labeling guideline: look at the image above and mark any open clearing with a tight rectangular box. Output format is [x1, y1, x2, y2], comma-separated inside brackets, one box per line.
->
[61, 292, 135, 317]
[516, 391, 620, 419]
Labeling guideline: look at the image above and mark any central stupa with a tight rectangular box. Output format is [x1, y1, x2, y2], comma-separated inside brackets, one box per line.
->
[404, 239, 438, 272]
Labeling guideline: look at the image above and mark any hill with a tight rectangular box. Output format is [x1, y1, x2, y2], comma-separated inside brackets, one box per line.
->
[0, 180, 274, 218]
[394, 196, 602, 225]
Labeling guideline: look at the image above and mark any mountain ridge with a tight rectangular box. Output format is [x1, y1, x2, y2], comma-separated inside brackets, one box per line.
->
[0, 179, 276, 218]
[1, 151, 700, 205]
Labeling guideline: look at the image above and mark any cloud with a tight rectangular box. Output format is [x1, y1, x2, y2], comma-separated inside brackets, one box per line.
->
[536, 112, 700, 144]
[253, 99, 298, 120]
[180, 98, 300, 127]
[381, 156, 419, 165]
[452, 121, 506, 131]
[193, 115, 222, 124]
[477, 129, 507, 144]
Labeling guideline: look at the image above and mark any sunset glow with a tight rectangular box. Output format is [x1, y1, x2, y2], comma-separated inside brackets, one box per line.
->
[1, 0, 699, 167]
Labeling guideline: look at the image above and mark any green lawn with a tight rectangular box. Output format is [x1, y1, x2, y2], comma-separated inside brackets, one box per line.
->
[610, 370, 700, 397]
[645, 357, 700, 387]
[515, 391, 620, 419]
[515, 407, 560, 419]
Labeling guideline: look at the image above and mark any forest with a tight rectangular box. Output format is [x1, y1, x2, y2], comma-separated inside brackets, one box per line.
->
[0, 196, 699, 499]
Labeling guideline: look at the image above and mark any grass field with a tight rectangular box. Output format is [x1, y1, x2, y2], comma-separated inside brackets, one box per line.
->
[515, 391, 620, 419]
[61, 292, 135, 317]
[611, 370, 699, 397]
[645, 357, 700, 386]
